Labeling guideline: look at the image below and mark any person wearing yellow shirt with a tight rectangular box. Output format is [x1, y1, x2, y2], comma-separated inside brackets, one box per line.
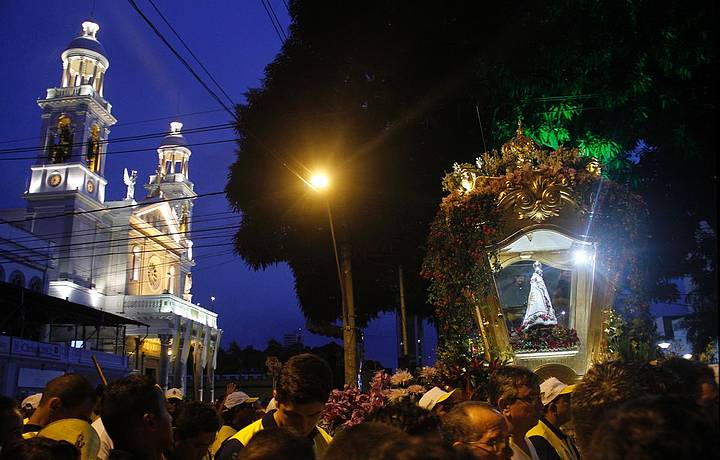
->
[527, 377, 580, 460]
[214, 354, 333, 460]
[209, 390, 260, 457]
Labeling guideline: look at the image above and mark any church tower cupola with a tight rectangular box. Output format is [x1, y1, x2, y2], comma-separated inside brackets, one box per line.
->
[28, 20, 117, 204]
[60, 21, 110, 96]
[145, 121, 197, 228]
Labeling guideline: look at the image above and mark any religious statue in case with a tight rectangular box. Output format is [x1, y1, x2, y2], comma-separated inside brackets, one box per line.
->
[521, 261, 558, 330]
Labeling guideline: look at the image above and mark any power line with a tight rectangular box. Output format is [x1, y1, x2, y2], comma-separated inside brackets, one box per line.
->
[0, 122, 234, 155]
[14, 246, 238, 294]
[1, 223, 240, 256]
[4, 239, 235, 265]
[263, 0, 287, 42]
[6, 210, 240, 244]
[146, 0, 236, 108]
[0, 109, 228, 147]
[127, 0, 235, 118]
[0, 137, 238, 162]
[2, 190, 226, 225]
[260, 0, 286, 44]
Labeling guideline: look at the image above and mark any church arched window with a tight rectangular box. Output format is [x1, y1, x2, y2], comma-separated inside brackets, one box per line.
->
[29, 277, 43, 292]
[9, 270, 25, 288]
[131, 246, 141, 281]
[48, 115, 73, 164]
[87, 125, 101, 172]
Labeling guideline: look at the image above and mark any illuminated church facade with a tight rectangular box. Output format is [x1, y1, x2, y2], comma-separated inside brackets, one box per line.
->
[13, 21, 221, 398]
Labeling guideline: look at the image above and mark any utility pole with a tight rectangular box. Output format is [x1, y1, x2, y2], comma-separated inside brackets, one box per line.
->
[340, 243, 357, 386]
[398, 265, 409, 358]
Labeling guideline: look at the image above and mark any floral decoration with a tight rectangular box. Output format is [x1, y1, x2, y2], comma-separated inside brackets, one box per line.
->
[509, 325, 580, 352]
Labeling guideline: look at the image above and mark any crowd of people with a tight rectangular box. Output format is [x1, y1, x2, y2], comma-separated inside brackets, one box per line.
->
[0, 353, 717, 460]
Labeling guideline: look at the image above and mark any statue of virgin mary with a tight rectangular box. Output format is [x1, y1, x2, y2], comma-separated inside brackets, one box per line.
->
[521, 261, 558, 330]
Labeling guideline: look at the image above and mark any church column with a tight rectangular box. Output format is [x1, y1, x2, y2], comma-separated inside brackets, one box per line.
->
[192, 339, 204, 401]
[207, 329, 221, 402]
[173, 318, 192, 392]
[134, 336, 143, 372]
[158, 334, 171, 390]
[61, 61, 69, 87]
[200, 325, 211, 401]
[97, 72, 105, 96]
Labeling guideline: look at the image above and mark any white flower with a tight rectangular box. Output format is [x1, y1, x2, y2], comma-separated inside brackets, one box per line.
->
[476, 156, 484, 170]
[385, 388, 409, 401]
[418, 366, 437, 380]
[390, 369, 413, 386]
[407, 384, 425, 394]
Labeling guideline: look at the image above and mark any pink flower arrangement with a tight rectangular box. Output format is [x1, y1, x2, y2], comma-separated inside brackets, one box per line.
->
[319, 371, 389, 435]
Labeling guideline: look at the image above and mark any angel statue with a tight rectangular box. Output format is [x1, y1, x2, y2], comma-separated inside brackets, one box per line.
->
[521, 260, 558, 330]
[123, 168, 138, 200]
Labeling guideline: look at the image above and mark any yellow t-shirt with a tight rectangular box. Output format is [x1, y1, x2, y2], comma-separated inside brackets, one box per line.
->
[210, 425, 237, 457]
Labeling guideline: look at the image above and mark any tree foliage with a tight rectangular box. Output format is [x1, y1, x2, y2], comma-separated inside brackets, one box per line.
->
[226, 0, 715, 348]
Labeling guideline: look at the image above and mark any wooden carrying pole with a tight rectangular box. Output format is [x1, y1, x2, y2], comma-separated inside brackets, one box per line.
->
[91, 355, 108, 386]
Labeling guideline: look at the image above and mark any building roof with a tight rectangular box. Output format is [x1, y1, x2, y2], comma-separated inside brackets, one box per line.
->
[66, 36, 107, 57]
[0, 282, 147, 327]
[64, 21, 107, 59]
[159, 134, 188, 147]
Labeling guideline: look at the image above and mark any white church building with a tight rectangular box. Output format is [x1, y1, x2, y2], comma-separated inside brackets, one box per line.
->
[2, 20, 221, 400]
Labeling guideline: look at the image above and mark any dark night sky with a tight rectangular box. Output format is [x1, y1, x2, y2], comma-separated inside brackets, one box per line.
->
[0, 1, 436, 368]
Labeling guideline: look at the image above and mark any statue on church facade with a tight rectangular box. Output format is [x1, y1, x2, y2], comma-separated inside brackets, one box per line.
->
[123, 168, 138, 200]
[521, 261, 558, 330]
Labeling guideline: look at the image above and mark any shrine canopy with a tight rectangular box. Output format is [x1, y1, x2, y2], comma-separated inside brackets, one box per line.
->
[422, 124, 646, 377]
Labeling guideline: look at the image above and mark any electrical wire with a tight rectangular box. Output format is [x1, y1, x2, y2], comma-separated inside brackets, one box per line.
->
[0, 137, 239, 162]
[259, 0, 286, 44]
[0, 122, 234, 155]
[0, 109, 228, 146]
[1, 190, 226, 226]
[6, 210, 240, 244]
[146, 0, 236, 108]
[126, 0, 235, 118]
[1, 223, 240, 256]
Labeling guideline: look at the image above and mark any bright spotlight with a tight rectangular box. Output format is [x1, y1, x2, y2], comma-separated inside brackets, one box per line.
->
[657, 342, 671, 349]
[573, 249, 592, 265]
[310, 173, 329, 190]
[682, 353, 693, 360]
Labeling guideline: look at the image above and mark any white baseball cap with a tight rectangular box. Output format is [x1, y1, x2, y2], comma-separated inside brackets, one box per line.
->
[223, 391, 259, 410]
[539, 377, 575, 406]
[165, 388, 184, 400]
[418, 386, 457, 411]
[21, 393, 42, 410]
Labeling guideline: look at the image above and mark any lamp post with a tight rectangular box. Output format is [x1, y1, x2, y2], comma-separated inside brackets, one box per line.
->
[309, 172, 358, 386]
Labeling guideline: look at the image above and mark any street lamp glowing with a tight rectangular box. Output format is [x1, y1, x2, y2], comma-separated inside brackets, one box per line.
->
[310, 173, 330, 190]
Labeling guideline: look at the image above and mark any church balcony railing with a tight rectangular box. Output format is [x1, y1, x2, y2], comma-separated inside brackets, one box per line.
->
[123, 293, 218, 329]
[45, 85, 112, 112]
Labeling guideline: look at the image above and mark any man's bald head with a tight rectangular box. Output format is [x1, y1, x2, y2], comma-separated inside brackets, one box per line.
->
[442, 402, 511, 459]
[442, 401, 503, 441]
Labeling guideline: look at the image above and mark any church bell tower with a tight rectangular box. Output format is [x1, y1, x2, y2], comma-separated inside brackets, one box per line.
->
[27, 20, 116, 203]
[145, 122, 197, 230]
